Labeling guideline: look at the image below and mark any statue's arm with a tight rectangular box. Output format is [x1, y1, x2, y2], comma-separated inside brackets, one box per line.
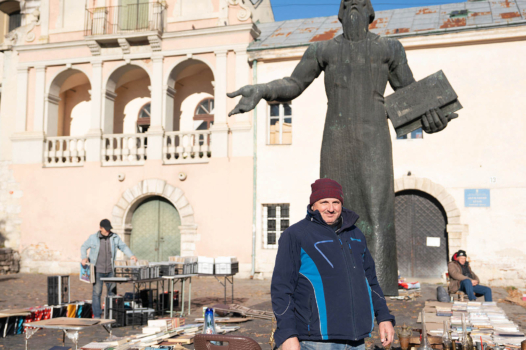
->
[228, 44, 323, 116]
[387, 39, 416, 91]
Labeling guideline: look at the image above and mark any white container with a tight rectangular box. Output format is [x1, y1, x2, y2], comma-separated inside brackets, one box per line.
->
[197, 256, 214, 274]
[215, 257, 239, 275]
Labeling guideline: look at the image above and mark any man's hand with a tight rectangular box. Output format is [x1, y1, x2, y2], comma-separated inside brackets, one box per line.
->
[379, 321, 395, 347]
[282, 337, 300, 350]
[130, 256, 138, 263]
[227, 85, 267, 116]
[472, 279, 479, 286]
[81, 258, 89, 266]
[421, 107, 458, 134]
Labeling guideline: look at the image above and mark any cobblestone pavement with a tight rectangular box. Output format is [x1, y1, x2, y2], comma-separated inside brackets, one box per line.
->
[0, 274, 525, 350]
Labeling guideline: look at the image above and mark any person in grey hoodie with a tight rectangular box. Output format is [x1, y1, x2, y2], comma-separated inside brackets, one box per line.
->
[81, 219, 137, 318]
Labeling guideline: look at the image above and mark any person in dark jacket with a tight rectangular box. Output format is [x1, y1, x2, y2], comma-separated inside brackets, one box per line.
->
[447, 250, 492, 301]
[271, 179, 395, 350]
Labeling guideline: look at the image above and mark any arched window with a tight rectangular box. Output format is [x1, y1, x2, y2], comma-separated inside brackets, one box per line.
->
[194, 98, 214, 131]
[137, 102, 151, 133]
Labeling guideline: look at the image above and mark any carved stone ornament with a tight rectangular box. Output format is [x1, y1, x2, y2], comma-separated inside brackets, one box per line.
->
[228, 0, 252, 21]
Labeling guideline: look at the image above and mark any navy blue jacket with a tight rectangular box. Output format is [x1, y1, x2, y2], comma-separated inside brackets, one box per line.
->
[271, 207, 395, 348]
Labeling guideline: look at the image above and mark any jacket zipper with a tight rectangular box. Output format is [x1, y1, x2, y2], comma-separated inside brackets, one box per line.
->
[337, 236, 358, 340]
[347, 241, 356, 269]
[311, 219, 359, 340]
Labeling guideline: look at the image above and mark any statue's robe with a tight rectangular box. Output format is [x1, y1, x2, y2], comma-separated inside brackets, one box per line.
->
[266, 32, 416, 294]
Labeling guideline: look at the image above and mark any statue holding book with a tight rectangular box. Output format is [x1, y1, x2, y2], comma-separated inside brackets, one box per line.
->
[227, 0, 460, 295]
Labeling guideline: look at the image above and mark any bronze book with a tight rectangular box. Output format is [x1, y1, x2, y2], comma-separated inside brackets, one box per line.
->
[385, 70, 463, 137]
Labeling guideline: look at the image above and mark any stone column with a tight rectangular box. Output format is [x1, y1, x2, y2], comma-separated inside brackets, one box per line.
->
[231, 49, 252, 157]
[15, 67, 29, 133]
[39, 0, 49, 43]
[102, 90, 117, 134]
[44, 94, 61, 136]
[163, 85, 176, 132]
[210, 50, 229, 158]
[33, 66, 46, 132]
[86, 61, 103, 162]
[147, 55, 165, 160]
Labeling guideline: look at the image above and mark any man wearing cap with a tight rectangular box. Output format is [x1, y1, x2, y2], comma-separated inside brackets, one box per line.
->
[81, 219, 137, 318]
[448, 250, 492, 301]
[271, 179, 395, 350]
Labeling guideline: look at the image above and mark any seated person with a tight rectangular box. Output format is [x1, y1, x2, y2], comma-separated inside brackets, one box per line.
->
[448, 250, 492, 301]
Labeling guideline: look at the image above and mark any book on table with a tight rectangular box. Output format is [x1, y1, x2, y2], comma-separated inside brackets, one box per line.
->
[385, 70, 463, 137]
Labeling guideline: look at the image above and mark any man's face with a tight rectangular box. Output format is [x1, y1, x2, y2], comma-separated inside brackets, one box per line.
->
[100, 227, 110, 236]
[312, 198, 342, 225]
[458, 256, 467, 265]
[341, 0, 370, 37]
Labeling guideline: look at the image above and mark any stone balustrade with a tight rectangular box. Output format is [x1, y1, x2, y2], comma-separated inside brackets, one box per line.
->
[44, 136, 87, 167]
[163, 131, 212, 164]
[102, 134, 147, 166]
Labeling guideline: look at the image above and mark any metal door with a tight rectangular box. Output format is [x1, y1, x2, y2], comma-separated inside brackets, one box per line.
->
[394, 190, 448, 278]
[130, 197, 181, 262]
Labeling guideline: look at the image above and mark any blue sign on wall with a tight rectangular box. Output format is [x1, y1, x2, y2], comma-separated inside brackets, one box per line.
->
[465, 189, 490, 207]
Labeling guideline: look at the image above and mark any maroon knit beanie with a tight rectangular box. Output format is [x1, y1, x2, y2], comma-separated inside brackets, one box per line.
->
[310, 178, 344, 205]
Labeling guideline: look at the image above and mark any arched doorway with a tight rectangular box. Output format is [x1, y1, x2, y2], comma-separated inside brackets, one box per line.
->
[104, 64, 151, 134]
[46, 69, 92, 137]
[395, 190, 448, 278]
[130, 197, 181, 262]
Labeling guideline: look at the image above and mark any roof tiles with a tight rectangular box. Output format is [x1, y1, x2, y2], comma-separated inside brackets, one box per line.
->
[249, 0, 526, 51]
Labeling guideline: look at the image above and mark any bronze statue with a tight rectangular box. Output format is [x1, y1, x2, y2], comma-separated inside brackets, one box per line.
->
[228, 0, 457, 294]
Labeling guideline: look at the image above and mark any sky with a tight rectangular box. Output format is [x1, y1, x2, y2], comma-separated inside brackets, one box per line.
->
[270, 0, 466, 21]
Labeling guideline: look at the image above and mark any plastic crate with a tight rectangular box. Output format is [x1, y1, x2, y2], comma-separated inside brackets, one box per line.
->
[47, 275, 70, 306]
[197, 257, 214, 275]
[115, 266, 149, 280]
[105, 296, 125, 327]
[149, 266, 160, 278]
[125, 308, 155, 326]
[215, 257, 239, 275]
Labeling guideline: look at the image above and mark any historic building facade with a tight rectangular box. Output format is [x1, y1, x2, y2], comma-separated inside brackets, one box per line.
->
[0, 0, 525, 287]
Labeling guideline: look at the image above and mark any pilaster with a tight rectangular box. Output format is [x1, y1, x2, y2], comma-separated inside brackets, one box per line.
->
[231, 49, 253, 157]
[16, 68, 29, 133]
[211, 50, 229, 158]
[147, 56, 165, 161]
[33, 66, 46, 132]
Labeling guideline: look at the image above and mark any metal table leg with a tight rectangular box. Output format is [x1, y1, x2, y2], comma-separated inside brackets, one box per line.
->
[181, 278, 186, 316]
[102, 323, 113, 337]
[170, 278, 174, 318]
[188, 277, 192, 315]
[63, 330, 79, 350]
[24, 327, 40, 350]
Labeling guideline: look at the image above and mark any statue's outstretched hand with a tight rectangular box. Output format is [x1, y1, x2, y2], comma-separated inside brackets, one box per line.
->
[227, 85, 266, 116]
[421, 107, 459, 134]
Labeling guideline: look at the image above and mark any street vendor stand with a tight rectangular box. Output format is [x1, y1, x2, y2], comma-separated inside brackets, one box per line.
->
[23, 318, 114, 350]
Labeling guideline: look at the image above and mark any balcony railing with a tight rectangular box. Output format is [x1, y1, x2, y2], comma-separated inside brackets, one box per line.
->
[84, 2, 165, 36]
[44, 137, 87, 167]
[102, 134, 147, 166]
[163, 131, 212, 164]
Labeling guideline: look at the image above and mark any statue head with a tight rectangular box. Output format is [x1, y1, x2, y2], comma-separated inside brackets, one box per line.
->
[338, 0, 375, 40]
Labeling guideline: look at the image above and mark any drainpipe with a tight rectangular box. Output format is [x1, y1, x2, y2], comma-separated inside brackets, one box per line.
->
[251, 59, 258, 278]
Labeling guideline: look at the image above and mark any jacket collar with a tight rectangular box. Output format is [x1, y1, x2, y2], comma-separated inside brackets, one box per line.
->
[306, 205, 359, 231]
[98, 231, 114, 239]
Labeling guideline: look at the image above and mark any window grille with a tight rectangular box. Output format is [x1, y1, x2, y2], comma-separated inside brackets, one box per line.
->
[263, 204, 290, 249]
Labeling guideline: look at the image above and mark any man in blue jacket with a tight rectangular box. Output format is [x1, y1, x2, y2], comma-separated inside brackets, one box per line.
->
[81, 219, 137, 318]
[271, 179, 395, 350]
